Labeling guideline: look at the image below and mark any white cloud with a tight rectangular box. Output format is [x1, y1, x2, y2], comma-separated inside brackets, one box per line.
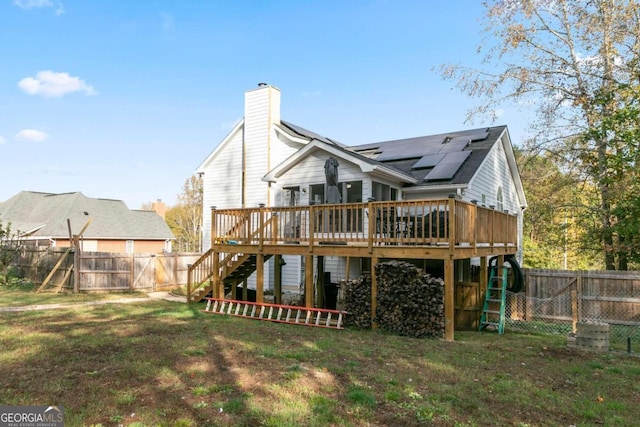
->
[493, 108, 505, 118]
[14, 0, 52, 9]
[18, 71, 97, 98]
[15, 129, 49, 142]
[160, 12, 176, 32]
[14, 0, 64, 14]
[0, 136, 6, 145]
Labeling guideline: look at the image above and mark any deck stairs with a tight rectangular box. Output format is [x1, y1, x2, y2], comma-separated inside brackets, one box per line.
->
[478, 265, 508, 334]
[189, 253, 272, 302]
[203, 297, 347, 329]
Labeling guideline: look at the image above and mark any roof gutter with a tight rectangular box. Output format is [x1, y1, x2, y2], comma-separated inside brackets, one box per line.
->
[402, 183, 469, 194]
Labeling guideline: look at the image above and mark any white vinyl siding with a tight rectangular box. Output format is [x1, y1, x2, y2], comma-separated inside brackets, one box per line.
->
[201, 129, 244, 251]
[466, 140, 520, 214]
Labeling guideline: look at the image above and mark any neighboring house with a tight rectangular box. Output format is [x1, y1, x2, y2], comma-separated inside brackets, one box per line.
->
[196, 83, 527, 293]
[0, 191, 174, 254]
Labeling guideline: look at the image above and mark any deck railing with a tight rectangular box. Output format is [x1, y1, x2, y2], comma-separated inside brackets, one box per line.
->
[187, 198, 518, 301]
[211, 198, 517, 249]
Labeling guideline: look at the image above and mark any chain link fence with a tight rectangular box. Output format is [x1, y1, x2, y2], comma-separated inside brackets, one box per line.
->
[504, 269, 640, 351]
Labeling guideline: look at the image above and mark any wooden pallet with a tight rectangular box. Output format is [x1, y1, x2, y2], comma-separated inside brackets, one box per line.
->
[203, 298, 347, 330]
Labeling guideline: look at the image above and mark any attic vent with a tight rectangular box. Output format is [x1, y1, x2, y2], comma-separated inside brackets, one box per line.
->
[442, 136, 452, 144]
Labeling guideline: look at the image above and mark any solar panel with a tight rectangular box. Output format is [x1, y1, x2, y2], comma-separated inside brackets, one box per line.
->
[468, 130, 490, 142]
[412, 153, 445, 169]
[438, 137, 470, 153]
[424, 151, 471, 181]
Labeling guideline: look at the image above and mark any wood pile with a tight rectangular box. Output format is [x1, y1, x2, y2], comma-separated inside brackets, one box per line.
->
[344, 261, 445, 338]
[344, 272, 373, 328]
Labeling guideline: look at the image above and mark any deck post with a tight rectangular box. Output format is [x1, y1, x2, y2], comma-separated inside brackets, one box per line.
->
[444, 258, 455, 341]
[274, 254, 282, 304]
[479, 256, 487, 327]
[210, 206, 217, 247]
[258, 204, 265, 250]
[305, 255, 314, 307]
[212, 251, 221, 298]
[256, 253, 264, 303]
[448, 195, 456, 258]
[316, 256, 325, 308]
[367, 198, 375, 253]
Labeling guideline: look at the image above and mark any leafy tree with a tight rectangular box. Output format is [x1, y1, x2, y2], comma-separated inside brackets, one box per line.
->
[166, 175, 203, 252]
[518, 150, 602, 269]
[441, 0, 640, 269]
[0, 221, 23, 285]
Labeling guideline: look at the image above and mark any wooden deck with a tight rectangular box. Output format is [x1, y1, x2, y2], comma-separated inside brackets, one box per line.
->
[188, 197, 519, 341]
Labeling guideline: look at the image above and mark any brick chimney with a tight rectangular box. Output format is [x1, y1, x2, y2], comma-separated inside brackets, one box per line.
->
[151, 199, 166, 219]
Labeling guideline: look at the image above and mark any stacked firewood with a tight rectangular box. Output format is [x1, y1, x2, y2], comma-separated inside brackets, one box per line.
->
[344, 261, 445, 338]
[343, 272, 373, 328]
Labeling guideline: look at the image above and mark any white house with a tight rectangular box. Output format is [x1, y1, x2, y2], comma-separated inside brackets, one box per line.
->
[196, 83, 527, 294]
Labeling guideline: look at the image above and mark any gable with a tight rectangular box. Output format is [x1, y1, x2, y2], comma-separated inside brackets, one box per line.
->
[263, 139, 417, 185]
[196, 119, 244, 173]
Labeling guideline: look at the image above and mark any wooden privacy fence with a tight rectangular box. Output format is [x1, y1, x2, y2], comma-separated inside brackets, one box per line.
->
[12, 247, 201, 292]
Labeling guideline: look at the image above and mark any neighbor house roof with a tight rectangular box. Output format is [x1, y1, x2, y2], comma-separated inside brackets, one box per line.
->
[0, 191, 175, 240]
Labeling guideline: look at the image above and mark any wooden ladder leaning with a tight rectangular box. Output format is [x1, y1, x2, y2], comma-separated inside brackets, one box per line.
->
[203, 298, 347, 330]
[479, 265, 508, 334]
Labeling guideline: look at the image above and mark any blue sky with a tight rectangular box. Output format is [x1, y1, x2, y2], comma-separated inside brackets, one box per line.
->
[0, 0, 525, 209]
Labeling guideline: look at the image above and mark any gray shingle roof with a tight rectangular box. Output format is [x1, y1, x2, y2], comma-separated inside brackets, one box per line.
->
[280, 120, 346, 147]
[349, 126, 507, 186]
[0, 191, 174, 240]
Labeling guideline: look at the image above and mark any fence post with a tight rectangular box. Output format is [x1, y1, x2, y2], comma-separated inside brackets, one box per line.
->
[577, 270, 583, 323]
[73, 237, 80, 293]
[187, 264, 192, 304]
[571, 289, 578, 333]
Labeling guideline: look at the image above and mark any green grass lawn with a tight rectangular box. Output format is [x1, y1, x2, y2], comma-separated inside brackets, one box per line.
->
[1, 284, 639, 426]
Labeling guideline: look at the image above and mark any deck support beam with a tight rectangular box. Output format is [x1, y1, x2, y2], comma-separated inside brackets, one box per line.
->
[256, 253, 264, 303]
[305, 255, 314, 308]
[274, 254, 283, 304]
[444, 258, 454, 341]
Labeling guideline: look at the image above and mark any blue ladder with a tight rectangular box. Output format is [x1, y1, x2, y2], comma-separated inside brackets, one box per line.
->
[479, 266, 508, 334]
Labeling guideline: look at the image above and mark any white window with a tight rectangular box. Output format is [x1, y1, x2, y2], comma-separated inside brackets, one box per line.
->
[372, 181, 398, 201]
[497, 186, 504, 211]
